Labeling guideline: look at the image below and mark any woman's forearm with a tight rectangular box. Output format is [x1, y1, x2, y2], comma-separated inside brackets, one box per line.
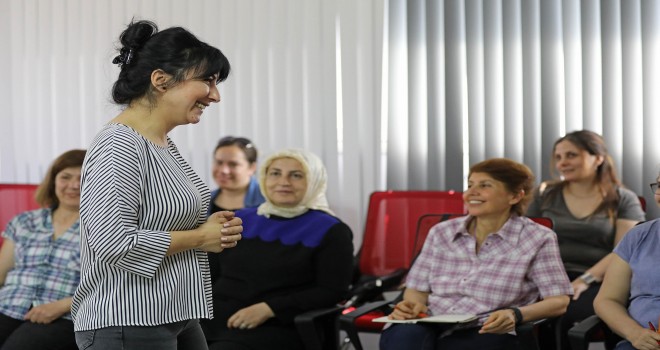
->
[595, 298, 642, 341]
[519, 295, 570, 323]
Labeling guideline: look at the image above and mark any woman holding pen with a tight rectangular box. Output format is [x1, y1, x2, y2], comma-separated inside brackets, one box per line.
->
[593, 174, 660, 350]
[380, 158, 572, 350]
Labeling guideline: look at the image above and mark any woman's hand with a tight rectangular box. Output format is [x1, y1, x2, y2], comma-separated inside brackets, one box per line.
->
[196, 212, 243, 253]
[388, 300, 428, 320]
[227, 302, 274, 330]
[571, 278, 589, 300]
[23, 299, 70, 324]
[627, 327, 660, 350]
[479, 309, 516, 334]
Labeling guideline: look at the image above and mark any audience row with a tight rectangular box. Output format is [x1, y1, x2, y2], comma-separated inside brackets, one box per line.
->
[0, 18, 655, 350]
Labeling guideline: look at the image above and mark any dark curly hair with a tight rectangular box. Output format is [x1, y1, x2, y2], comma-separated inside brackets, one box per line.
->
[111, 19, 230, 106]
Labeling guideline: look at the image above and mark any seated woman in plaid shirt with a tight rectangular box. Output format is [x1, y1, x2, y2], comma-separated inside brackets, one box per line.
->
[380, 158, 573, 350]
[0, 149, 85, 350]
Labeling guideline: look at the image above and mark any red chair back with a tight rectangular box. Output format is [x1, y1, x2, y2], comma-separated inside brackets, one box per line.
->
[358, 191, 466, 277]
[0, 184, 40, 237]
[638, 196, 647, 213]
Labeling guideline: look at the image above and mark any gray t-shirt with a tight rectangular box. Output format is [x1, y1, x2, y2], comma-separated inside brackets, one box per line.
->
[526, 185, 645, 273]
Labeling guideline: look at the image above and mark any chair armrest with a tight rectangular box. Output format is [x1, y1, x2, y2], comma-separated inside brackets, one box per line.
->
[567, 314, 607, 350]
[294, 306, 343, 350]
[348, 269, 407, 306]
[516, 318, 549, 350]
[339, 300, 392, 350]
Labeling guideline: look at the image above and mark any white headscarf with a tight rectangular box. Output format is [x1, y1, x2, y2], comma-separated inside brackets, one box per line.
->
[256, 149, 334, 218]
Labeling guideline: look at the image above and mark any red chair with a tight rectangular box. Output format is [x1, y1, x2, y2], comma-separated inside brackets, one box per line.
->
[339, 192, 466, 350]
[0, 184, 40, 244]
[340, 213, 554, 350]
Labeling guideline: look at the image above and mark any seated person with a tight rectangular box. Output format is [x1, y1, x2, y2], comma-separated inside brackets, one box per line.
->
[526, 130, 644, 350]
[0, 149, 85, 350]
[208, 136, 265, 213]
[380, 158, 573, 350]
[593, 175, 660, 350]
[202, 148, 354, 350]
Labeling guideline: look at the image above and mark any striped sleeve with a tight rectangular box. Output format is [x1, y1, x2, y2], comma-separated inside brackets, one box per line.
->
[80, 128, 170, 278]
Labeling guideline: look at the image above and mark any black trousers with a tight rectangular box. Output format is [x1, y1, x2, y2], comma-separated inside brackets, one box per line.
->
[0, 312, 77, 350]
[380, 323, 518, 350]
[538, 271, 617, 350]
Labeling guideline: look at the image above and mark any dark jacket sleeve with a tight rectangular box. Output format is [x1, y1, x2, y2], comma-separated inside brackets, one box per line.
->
[264, 222, 354, 323]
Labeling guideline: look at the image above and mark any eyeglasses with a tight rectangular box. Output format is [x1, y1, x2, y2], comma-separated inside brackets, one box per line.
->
[650, 182, 660, 194]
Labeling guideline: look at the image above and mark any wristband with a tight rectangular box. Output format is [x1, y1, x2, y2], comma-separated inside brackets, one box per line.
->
[508, 307, 523, 324]
[579, 272, 597, 285]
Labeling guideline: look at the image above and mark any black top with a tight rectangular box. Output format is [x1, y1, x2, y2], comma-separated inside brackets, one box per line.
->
[202, 208, 354, 349]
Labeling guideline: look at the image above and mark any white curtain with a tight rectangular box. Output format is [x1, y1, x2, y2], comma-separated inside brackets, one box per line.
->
[2, 0, 659, 246]
[385, 0, 660, 220]
[0, 0, 384, 248]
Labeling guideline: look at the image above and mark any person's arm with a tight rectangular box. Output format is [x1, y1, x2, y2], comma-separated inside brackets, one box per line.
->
[388, 288, 430, 320]
[480, 295, 569, 334]
[227, 222, 354, 328]
[483, 226, 572, 334]
[82, 133, 240, 278]
[0, 238, 15, 286]
[572, 218, 638, 299]
[167, 211, 242, 255]
[23, 297, 73, 324]
[594, 254, 660, 348]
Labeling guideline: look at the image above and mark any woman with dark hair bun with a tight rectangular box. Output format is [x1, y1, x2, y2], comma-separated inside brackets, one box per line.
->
[527, 130, 645, 349]
[72, 20, 243, 350]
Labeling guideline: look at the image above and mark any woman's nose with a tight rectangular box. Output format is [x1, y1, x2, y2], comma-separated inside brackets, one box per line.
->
[208, 84, 220, 103]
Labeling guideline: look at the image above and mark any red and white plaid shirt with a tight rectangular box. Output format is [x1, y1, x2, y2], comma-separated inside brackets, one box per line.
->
[406, 215, 572, 321]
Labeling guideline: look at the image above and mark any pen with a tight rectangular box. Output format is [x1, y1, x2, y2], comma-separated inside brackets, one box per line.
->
[648, 322, 660, 345]
[394, 305, 428, 318]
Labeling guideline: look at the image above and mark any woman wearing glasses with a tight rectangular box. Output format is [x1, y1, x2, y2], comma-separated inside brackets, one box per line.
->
[526, 130, 645, 349]
[594, 179, 660, 349]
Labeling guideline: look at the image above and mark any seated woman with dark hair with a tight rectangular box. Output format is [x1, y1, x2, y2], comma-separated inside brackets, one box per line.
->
[202, 148, 354, 350]
[0, 149, 85, 350]
[380, 158, 573, 350]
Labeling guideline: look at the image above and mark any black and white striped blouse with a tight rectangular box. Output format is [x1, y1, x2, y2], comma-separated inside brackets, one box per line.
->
[72, 123, 212, 331]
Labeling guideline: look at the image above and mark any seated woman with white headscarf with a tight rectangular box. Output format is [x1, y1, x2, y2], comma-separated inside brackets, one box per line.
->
[202, 148, 354, 350]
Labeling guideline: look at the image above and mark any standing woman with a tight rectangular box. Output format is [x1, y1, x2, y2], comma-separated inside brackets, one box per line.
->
[209, 136, 265, 214]
[72, 20, 243, 350]
[527, 130, 645, 349]
[0, 149, 85, 350]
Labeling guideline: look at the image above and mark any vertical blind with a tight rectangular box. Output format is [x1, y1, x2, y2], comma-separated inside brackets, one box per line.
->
[1, 0, 659, 246]
[385, 0, 660, 220]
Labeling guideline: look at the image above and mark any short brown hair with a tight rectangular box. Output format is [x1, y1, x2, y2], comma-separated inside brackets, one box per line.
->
[35, 149, 86, 207]
[469, 158, 534, 216]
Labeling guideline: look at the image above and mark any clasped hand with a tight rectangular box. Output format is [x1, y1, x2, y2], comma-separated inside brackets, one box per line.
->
[24, 301, 67, 324]
[227, 302, 274, 330]
[197, 211, 243, 253]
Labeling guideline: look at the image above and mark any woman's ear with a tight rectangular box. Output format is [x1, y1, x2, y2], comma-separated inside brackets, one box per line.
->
[594, 154, 605, 167]
[151, 69, 172, 92]
[509, 190, 525, 206]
